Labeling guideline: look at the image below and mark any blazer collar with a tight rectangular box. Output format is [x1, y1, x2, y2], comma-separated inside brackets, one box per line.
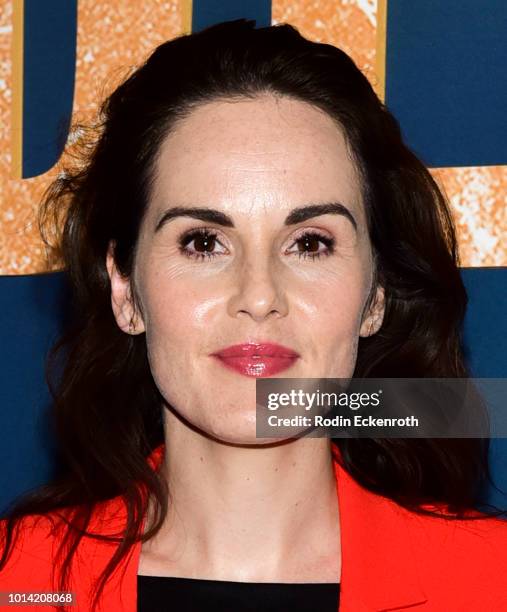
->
[332, 445, 428, 611]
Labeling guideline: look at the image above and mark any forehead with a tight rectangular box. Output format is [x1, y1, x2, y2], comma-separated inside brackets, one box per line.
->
[150, 94, 363, 222]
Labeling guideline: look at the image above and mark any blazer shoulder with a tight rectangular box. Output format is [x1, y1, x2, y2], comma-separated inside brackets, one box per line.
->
[0, 495, 134, 589]
[404, 505, 507, 555]
[403, 508, 507, 605]
[0, 512, 64, 589]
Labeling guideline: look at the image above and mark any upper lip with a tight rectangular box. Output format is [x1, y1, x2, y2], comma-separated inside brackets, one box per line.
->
[211, 342, 300, 358]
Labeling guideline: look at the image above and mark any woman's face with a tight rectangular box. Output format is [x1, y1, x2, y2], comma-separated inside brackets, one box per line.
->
[108, 94, 384, 444]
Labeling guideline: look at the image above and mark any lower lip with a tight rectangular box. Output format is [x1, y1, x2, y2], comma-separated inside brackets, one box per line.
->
[212, 355, 299, 377]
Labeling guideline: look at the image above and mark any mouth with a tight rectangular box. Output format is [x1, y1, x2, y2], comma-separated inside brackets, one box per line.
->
[210, 342, 300, 378]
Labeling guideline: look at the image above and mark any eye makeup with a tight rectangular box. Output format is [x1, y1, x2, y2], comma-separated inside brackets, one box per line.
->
[177, 227, 336, 262]
[178, 227, 226, 261]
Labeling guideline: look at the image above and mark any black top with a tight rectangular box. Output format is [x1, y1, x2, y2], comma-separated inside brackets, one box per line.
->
[137, 575, 340, 612]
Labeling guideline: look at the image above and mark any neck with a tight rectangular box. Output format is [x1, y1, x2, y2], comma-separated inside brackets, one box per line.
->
[141, 410, 341, 583]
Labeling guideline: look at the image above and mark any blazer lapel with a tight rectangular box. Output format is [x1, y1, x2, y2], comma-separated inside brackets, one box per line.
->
[333, 446, 428, 611]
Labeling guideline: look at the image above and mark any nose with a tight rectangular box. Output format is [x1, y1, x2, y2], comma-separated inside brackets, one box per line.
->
[227, 259, 288, 322]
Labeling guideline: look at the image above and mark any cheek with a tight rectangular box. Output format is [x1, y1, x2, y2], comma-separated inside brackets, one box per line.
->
[143, 275, 220, 351]
[138, 270, 228, 391]
[297, 262, 368, 328]
[306, 285, 364, 331]
[293, 269, 369, 375]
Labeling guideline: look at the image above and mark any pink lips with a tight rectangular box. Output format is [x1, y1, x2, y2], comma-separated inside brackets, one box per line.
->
[211, 342, 300, 377]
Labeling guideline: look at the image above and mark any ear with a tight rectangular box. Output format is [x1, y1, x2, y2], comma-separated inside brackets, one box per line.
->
[359, 285, 385, 338]
[106, 243, 145, 335]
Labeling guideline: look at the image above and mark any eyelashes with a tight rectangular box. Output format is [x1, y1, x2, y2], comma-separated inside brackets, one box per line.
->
[177, 227, 336, 262]
[178, 227, 226, 261]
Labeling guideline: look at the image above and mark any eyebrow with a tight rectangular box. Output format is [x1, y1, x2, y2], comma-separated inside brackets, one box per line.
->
[154, 202, 357, 233]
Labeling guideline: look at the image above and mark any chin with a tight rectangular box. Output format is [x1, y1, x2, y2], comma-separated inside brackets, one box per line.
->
[203, 414, 293, 447]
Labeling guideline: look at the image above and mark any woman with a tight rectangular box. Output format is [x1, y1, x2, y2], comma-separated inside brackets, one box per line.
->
[1, 18, 506, 612]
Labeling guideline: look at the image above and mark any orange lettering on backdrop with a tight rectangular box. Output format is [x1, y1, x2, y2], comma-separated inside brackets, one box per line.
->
[0, 0, 505, 274]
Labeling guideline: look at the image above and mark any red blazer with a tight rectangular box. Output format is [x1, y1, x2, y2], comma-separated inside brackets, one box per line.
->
[1, 444, 506, 611]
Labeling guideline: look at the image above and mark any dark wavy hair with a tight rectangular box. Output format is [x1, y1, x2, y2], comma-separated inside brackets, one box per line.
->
[1, 18, 505, 611]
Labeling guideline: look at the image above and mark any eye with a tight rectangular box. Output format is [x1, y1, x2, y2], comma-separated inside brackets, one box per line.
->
[285, 231, 335, 260]
[178, 227, 228, 261]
